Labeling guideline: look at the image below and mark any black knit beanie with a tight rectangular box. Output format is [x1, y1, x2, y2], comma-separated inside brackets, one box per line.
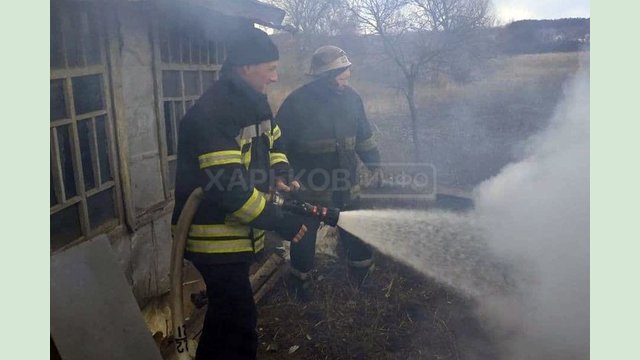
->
[224, 27, 279, 66]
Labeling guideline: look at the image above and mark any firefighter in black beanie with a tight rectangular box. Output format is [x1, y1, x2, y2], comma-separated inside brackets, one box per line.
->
[171, 27, 306, 359]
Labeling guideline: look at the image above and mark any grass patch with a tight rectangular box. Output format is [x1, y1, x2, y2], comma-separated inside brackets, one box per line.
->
[268, 51, 587, 186]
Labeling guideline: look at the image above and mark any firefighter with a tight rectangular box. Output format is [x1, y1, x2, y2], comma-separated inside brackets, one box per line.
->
[171, 27, 306, 360]
[276, 45, 381, 300]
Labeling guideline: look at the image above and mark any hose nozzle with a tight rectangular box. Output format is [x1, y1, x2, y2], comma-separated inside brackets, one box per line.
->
[269, 192, 340, 226]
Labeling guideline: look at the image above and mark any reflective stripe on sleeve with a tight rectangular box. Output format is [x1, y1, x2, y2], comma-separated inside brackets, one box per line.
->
[269, 152, 289, 166]
[356, 134, 378, 152]
[198, 150, 242, 169]
[230, 188, 266, 223]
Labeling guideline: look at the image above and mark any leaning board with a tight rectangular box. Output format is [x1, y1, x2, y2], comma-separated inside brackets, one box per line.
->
[51, 236, 162, 360]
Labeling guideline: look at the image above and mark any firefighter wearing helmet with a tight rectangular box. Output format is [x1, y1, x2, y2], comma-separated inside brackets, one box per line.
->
[276, 45, 382, 300]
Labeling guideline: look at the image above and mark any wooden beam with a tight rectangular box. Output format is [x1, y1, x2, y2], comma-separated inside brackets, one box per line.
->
[254, 265, 287, 304]
[250, 253, 284, 292]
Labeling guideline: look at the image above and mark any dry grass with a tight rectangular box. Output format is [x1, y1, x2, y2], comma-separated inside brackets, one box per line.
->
[270, 51, 586, 117]
[256, 253, 499, 359]
[352, 52, 586, 185]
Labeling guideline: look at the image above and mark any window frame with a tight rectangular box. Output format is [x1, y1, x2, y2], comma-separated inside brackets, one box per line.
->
[50, 1, 124, 251]
[152, 19, 225, 198]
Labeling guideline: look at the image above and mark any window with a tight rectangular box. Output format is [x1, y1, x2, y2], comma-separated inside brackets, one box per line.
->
[50, 3, 121, 251]
[157, 22, 224, 191]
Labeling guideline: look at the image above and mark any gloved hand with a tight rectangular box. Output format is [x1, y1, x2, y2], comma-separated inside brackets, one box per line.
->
[274, 212, 308, 243]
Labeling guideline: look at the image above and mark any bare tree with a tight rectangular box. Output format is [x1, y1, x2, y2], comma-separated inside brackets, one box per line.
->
[269, 0, 356, 36]
[349, 0, 493, 160]
[267, 0, 359, 76]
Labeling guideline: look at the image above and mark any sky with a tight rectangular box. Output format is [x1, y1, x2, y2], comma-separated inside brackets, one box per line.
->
[492, 0, 590, 23]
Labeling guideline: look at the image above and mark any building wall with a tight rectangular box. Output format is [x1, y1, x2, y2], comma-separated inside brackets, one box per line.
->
[107, 3, 173, 304]
[118, 6, 167, 213]
[51, 0, 284, 342]
[102, 1, 233, 306]
[51, 0, 243, 309]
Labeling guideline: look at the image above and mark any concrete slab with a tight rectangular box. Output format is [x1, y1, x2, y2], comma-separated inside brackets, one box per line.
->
[51, 236, 162, 360]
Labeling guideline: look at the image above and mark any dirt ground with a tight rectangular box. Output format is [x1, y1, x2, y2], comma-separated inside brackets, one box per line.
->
[256, 251, 501, 360]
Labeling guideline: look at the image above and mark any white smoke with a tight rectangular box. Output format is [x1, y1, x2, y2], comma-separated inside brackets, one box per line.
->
[473, 65, 589, 359]
[335, 63, 589, 359]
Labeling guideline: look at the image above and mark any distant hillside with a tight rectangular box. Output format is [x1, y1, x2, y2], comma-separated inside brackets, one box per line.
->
[497, 18, 590, 54]
[272, 18, 590, 61]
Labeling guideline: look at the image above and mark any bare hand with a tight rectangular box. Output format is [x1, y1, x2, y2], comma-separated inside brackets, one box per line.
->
[275, 178, 301, 192]
[289, 180, 301, 192]
[292, 224, 307, 243]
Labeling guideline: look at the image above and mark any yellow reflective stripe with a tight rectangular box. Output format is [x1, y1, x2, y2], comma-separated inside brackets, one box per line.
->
[266, 125, 281, 148]
[356, 134, 378, 152]
[272, 125, 282, 141]
[269, 152, 289, 166]
[254, 230, 266, 252]
[241, 147, 251, 169]
[343, 136, 356, 149]
[238, 137, 252, 148]
[188, 224, 251, 238]
[231, 188, 266, 223]
[254, 239, 265, 252]
[186, 239, 253, 253]
[198, 150, 242, 169]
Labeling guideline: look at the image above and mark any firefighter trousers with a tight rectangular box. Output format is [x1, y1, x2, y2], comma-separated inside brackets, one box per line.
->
[290, 219, 373, 279]
[193, 262, 257, 360]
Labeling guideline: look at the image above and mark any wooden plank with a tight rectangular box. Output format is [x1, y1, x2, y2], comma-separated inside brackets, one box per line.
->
[104, 3, 136, 231]
[249, 253, 284, 292]
[254, 265, 288, 304]
[65, 75, 91, 236]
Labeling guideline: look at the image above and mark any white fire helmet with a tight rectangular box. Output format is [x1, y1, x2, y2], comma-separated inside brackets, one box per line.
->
[307, 45, 352, 76]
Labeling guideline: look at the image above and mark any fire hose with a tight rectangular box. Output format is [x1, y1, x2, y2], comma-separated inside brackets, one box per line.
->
[169, 187, 203, 360]
[169, 187, 339, 358]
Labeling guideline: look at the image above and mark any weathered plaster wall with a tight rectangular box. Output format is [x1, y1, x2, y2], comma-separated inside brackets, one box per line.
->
[118, 5, 165, 213]
[107, 3, 174, 306]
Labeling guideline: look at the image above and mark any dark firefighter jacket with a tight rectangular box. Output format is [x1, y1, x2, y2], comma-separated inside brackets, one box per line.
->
[171, 70, 299, 264]
[276, 77, 381, 208]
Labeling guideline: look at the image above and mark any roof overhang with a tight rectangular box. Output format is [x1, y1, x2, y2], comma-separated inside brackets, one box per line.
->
[178, 0, 286, 29]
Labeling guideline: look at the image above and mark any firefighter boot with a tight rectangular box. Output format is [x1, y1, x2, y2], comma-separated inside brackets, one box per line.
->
[287, 273, 313, 303]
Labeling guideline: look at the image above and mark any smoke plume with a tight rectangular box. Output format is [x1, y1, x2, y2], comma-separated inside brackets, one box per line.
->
[473, 65, 589, 359]
[336, 62, 589, 359]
